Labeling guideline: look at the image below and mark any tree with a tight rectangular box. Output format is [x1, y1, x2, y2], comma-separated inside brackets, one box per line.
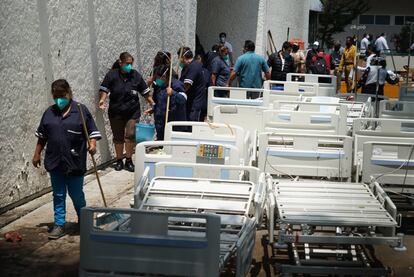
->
[399, 25, 414, 54]
[318, 0, 370, 48]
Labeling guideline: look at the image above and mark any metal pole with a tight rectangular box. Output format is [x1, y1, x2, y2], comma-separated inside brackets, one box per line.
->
[406, 23, 413, 95]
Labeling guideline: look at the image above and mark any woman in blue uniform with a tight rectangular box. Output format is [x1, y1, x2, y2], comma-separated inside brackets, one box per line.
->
[177, 47, 207, 121]
[98, 52, 155, 172]
[152, 64, 187, 140]
[32, 79, 101, 239]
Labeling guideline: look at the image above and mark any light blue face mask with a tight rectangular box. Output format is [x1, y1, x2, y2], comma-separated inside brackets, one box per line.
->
[179, 62, 185, 69]
[54, 97, 70, 110]
[223, 54, 229, 61]
[121, 63, 132, 73]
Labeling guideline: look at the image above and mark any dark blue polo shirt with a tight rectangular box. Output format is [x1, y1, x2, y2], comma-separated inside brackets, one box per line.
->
[100, 69, 150, 120]
[180, 60, 207, 113]
[35, 101, 102, 176]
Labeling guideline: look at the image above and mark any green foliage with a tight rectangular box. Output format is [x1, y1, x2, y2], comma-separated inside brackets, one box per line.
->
[318, 0, 370, 48]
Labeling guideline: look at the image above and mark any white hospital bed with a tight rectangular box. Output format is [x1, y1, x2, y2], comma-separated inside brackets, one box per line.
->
[379, 100, 414, 119]
[262, 108, 347, 136]
[269, 179, 403, 276]
[207, 86, 266, 118]
[80, 165, 270, 277]
[362, 141, 414, 191]
[353, 118, 414, 182]
[164, 121, 254, 166]
[286, 73, 337, 96]
[263, 81, 320, 104]
[134, 140, 241, 185]
[258, 132, 353, 180]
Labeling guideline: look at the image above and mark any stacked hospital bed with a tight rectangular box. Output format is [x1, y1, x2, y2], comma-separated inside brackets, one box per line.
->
[80, 75, 412, 276]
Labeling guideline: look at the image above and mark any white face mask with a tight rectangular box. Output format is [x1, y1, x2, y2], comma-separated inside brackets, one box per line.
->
[220, 37, 225, 43]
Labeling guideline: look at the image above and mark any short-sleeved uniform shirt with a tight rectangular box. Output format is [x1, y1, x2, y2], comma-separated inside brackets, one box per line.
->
[180, 60, 207, 113]
[100, 69, 149, 120]
[36, 101, 102, 176]
[233, 51, 269, 88]
[211, 56, 230, 86]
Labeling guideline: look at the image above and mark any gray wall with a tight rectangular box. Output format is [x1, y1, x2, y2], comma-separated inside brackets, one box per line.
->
[0, 0, 196, 209]
[196, 0, 260, 60]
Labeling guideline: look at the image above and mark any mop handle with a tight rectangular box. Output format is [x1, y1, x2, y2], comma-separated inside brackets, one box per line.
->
[165, 56, 174, 128]
[77, 103, 107, 207]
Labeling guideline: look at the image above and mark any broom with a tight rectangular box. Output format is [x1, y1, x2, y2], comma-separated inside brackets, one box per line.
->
[164, 55, 174, 130]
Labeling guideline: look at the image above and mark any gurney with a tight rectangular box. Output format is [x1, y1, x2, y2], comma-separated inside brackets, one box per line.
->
[164, 121, 255, 166]
[379, 100, 414, 119]
[80, 164, 270, 277]
[353, 118, 414, 182]
[362, 141, 414, 191]
[269, 179, 403, 276]
[258, 132, 353, 180]
[263, 81, 320, 104]
[262, 108, 348, 136]
[286, 73, 337, 96]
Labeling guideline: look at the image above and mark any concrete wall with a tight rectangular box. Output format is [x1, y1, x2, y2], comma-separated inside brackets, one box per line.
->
[0, 0, 197, 209]
[257, 0, 310, 55]
[196, 0, 260, 60]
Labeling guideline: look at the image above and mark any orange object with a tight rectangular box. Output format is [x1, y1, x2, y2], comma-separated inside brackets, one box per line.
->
[289, 38, 305, 50]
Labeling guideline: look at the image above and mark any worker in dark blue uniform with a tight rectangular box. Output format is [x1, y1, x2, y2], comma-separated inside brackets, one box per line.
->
[151, 64, 187, 140]
[178, 47, 207, 121]
[32, 79, 102, 239]
[98, 52, 155, 172]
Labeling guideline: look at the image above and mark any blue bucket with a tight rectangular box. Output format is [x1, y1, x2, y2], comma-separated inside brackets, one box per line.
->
[135, 123, 155, 143]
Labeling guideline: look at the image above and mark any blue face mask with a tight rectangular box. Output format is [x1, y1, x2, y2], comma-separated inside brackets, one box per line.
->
[121, 63, 132, 73]
[179, 62, 185, 69]
[155, 78, 166, 88]
[54, 97, 70, 110]
[223, 54, 229, 61]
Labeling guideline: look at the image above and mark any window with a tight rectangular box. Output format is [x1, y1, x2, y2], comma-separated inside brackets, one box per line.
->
[395, 16, 404, 25]
[359, 15, 374, 24]
[375, 15, 390, 25]
[406, 16, 414, 24]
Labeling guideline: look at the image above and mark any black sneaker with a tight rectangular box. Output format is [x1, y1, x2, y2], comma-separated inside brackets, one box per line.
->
[125, 159, 135, 172]
[114, 159, 124, 171]
[48, 225, 65, 240]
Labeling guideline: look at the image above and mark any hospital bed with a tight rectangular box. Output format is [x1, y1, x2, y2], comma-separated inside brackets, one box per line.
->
[262, 108, 348, 136]
[269, 179, 403, 276]
[134, 140, 241, 185]
[207, 86, 267, 118]
[399, 83, 414, 101]
[286, 73, 337, 96]
[353, 118, 414, 182]
[164, 121, 254, 166]
[263, 81, 321, 104]
[258, 132, 353, 180]
[379, 100, 414, 119]
[362, 141, 414, 191]
[80, 163, 270, 277]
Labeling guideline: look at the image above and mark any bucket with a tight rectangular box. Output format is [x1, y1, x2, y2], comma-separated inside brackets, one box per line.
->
[135, 123, 155, 143]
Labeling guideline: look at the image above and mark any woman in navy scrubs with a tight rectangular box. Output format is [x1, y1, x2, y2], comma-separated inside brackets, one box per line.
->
[32, 79, 101, 239]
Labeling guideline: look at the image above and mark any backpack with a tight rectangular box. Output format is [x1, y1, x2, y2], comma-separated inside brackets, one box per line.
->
[312, 56, 328, 75]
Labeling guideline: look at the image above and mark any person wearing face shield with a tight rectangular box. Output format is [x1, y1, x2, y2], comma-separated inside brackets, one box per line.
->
[32, 79, 102, 239]
[152, 65, 187, 140]
[339, 37, 357, 93]
[218, 32, 234, 67]
[178, 47, 207, 121]
[210, 44, 231, 97]
[98, 52, 155, 172]
[267, 41, 295, 81]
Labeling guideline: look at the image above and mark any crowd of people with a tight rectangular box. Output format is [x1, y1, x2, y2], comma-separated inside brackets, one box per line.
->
[31, 31, 400, 239]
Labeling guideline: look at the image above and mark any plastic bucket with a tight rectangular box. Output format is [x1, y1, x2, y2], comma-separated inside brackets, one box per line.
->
[135, 123, 155, 143]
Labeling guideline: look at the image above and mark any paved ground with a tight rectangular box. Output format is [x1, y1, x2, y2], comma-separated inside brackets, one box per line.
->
[1, 168, 414, 276]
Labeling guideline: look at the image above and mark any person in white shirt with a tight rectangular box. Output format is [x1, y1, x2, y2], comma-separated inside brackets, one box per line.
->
[374, 33, 390, 55]
[360, 33, 370, 57]
[358, 45, 376, 72]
